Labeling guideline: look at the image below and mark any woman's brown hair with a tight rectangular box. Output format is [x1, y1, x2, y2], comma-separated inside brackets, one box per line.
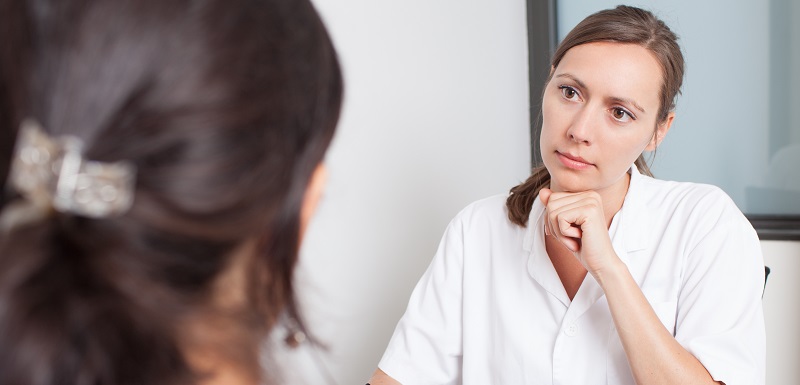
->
[506, 5, 685, 227]
[0, 0, 342, 384]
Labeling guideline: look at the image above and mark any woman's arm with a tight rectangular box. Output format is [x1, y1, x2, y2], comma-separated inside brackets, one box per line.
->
[596, 259, 722, 385]
[368, 369, 402, 385]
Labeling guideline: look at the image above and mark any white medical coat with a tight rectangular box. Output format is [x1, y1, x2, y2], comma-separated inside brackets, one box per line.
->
[379, 167, 766, 385]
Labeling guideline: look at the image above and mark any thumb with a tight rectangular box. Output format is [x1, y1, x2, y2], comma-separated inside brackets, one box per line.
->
[538, 187, 552, 206]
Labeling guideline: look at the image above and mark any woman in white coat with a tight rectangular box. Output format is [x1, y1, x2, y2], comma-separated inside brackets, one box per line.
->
[369, 5, 765, 385]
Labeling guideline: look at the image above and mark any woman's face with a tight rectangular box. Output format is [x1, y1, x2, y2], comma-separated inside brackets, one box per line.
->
[540, 41, 673, 194]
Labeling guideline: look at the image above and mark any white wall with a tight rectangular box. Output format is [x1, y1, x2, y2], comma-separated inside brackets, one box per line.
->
[287, 1, 532, 384]
[762, 240, 800, 385]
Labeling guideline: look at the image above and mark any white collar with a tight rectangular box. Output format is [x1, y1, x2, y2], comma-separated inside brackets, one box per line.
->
[522, 164, 651, 254]
[521, 164, 653, 307]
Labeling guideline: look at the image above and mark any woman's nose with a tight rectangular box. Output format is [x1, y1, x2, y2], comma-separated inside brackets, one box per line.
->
[566, 108, 593, 144]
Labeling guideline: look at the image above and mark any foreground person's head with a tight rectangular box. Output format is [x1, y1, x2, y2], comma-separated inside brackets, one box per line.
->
[0, 0, 342, 383]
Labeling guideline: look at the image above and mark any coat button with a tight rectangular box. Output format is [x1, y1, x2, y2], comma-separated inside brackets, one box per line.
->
[564, 323, 578, 337]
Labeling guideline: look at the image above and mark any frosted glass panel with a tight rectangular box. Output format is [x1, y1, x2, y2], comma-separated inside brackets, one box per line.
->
[556, 0, 800, 215]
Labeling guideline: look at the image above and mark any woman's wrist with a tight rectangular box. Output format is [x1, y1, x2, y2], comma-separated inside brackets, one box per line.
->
[591, 255, 630, 291]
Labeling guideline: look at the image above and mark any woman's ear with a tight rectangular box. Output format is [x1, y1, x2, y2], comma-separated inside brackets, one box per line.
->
[646, 112, 675, 151]
[299, 163, 328, 242]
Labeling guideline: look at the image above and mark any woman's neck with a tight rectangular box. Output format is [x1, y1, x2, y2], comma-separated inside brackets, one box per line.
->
[597, 172, 631, 228]
[182, 239, 263, 385]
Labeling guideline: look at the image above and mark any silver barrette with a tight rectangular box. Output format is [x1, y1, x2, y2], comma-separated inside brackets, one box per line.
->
[7, 119, 136, 219]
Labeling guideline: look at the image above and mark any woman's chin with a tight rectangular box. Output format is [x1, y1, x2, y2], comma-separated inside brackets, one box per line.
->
[548, 175, 596, 193]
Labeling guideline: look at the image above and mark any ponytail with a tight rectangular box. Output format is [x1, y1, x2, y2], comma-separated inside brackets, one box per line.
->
[506, 166, 550, 227]
[0, 219, 194, 385]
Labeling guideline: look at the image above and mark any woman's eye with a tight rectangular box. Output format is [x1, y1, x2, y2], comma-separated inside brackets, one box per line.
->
[611, 107, 633, 122]
[559, 86, 579, 101]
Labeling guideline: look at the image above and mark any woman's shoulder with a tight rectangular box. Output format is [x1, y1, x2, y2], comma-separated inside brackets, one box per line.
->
[453, 193, 509, 220]
[638, 174, 736, 211]
[636, 175, 748, 230]
[446, 193, 517, 231]
[634, 176, 760, 259]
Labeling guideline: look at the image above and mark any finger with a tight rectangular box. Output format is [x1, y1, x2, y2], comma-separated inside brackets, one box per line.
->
[549, 222, 581, 252]
[545, 202, 558, 238]
[559, 218, 583, 239]
[560, 237, 580, 253]
[542, 193, 586, 213]
[546, 200, 597, 248]
[538, 188, 552, 206]
[549, 198, 604, 230]
[546, 210, 581, 250]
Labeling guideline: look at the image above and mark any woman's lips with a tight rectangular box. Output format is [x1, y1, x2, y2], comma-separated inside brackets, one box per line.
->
[556, 151, 594, 170]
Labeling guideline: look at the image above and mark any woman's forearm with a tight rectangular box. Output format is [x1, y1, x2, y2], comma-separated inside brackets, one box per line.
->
[368, 369, 401, 385]
[595, 260, 722, 385]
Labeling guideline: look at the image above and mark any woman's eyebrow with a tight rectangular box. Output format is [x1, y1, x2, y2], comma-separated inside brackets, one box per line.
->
[609, 96, 646, 113]
[555, 73, 587, 89]
[556, 73, 647, 114]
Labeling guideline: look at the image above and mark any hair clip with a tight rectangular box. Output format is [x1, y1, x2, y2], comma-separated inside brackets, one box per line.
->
[7, 119, 136, 219]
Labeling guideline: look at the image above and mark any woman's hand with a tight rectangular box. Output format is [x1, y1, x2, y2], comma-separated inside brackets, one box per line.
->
[538, 188, 620, 278]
